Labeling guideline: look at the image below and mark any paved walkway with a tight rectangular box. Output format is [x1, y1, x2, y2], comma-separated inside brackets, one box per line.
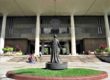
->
[0, 56, 110, 80]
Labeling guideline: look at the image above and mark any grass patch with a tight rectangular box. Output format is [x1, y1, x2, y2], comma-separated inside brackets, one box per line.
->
[14, 68, 103, 77]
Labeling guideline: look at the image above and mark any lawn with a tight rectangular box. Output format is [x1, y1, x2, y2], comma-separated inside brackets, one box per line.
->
[14, 68, 103, 77]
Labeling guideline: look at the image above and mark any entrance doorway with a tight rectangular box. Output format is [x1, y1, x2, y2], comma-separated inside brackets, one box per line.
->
[76, 40, 83, 54]
[40, 41, 70, 55]
[28, 40, 35, 54]
[40, 41, 51, 55]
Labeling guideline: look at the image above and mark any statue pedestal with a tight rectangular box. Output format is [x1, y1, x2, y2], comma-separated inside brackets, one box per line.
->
[46, 62, 67, 70]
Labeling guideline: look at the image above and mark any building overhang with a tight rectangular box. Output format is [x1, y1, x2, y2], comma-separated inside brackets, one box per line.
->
[0, 0, 110, 16]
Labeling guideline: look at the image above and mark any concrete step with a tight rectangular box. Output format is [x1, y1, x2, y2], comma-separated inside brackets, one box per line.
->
[7, 55, 101, 62]
[39, 55, 101, 62]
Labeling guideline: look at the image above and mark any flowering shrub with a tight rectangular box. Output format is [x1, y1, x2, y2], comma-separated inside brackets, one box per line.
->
[14, 45, 21, 52]
[96, 43, 110, 54]
[99, 44, 107, 50]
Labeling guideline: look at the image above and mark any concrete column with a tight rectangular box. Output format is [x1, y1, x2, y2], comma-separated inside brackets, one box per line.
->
[0, 14, 7, 54]
[41, 42, 44, 55]
[70, 14, 77, 55]
[65, 41, 69, 55]
[104, 13, 110, 48]
[35, 14, 40, 56]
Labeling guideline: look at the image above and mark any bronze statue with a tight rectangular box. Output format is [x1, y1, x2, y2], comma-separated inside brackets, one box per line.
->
[46, 35, 67, 70]
[51, 34, 61, 63]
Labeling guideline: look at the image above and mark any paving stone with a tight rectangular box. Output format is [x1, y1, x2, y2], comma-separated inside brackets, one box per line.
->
[0, 55, 110, 79]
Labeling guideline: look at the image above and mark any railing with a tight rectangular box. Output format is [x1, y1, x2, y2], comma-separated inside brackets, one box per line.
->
[40, 34, 71, 40]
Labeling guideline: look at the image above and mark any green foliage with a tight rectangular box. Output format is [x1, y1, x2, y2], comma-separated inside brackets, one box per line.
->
[95, 48, 101, 52]
[15, 68, 103, 77]
[96, 47, 110, 53]
[2, 47, 14, 52]
[105, 48, 110, 53]
[96, 43, 107, 53]
[44, 48, 48, 54]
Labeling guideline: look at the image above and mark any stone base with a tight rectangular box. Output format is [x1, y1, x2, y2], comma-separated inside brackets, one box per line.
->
[46, 62, 67, 70]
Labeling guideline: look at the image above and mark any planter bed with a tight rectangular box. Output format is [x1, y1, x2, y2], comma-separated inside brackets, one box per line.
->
[96, 55, 110, 63]
[6, 68, 108, 80]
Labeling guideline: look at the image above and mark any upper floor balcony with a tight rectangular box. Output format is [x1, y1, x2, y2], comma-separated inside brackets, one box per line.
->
[40, 24, 70, 35]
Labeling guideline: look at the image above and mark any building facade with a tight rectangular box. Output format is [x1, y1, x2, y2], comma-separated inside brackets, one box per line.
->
[0, 0, 110, 56]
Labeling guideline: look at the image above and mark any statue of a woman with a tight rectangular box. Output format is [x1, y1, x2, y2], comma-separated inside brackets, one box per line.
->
[51, 35, 61, 63]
